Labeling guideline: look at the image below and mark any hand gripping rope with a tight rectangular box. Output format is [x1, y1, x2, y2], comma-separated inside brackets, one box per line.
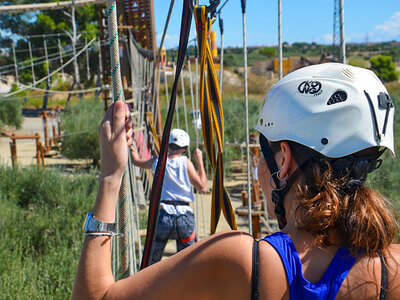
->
[194, 4, 237, 234]
[140, 0, 193, 270]
[106, 0, 134, 278]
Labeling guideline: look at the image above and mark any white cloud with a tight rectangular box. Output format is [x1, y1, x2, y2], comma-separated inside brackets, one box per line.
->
[321, 33, 333, 44]
[369, 12, 400, 42]
[321, 12, 400, 44]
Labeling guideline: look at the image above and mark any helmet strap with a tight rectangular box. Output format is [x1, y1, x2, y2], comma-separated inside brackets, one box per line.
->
[259, 134, 314, 230]
[259, 135, 288, 229]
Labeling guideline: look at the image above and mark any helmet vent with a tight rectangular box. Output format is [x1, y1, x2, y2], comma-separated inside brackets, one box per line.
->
[341, 68, 355, 79]
[327, 91, 347, 105]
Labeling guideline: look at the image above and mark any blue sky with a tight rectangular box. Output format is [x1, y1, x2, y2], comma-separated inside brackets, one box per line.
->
[153, 0, 400, 49]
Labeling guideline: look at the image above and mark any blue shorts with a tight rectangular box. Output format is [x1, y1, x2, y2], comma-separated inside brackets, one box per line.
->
[151, 209, 195, 264]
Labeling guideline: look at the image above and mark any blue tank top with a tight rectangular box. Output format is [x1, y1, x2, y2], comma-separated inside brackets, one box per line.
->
[262, 232, 356, 300]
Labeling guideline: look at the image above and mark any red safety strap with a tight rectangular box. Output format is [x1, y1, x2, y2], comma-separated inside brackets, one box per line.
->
[140, 0, 193, 270]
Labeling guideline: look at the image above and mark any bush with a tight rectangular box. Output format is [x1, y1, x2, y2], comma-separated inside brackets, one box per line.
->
[259, 47, 277, 58]
[0, 166, 98, 299]
[370, 55, 399, 83]
[0, 97, 22, 130]
[61, 98, 104, 165]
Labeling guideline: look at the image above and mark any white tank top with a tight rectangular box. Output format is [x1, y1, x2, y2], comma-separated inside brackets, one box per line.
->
[152, 156, 194, 215]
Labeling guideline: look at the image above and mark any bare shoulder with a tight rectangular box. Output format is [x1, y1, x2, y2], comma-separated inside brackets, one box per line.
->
[257, 239, 290, 299]
[200, 230, 255, 266]
[107, 231, 255, 299]
[386, 244, 400, 300]
[186, 157, 195, 167]
[180, 231, 255, 299]
[337, 244, 400, 300]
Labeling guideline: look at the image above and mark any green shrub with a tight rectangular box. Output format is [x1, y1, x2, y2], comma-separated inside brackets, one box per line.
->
[0, 166, 98, 299]
[259, 46, 277, 58]
[370, 55, 399, 83]
[0, 97, 22, 130]
[61, 98, 104, 165]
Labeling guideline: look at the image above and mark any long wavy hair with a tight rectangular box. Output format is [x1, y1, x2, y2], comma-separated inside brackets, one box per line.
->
[270, 140, 398, 256]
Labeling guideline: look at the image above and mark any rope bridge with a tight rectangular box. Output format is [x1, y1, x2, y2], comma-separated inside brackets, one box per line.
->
[102, 0, 240, 274]
[0, 0, 272, 277]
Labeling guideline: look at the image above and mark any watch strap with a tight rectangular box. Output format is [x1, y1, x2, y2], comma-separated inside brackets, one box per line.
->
[84, 212, 116, 233]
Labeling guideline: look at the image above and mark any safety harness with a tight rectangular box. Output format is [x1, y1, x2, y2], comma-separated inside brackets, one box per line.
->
[140, 0, 193, 270]
[194, 3, 237, 234]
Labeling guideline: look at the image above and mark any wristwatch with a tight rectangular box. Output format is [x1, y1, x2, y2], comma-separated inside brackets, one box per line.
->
[83, 212, 116, 233]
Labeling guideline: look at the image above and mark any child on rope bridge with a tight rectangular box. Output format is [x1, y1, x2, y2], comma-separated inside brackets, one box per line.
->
[130, 129, 207, 264]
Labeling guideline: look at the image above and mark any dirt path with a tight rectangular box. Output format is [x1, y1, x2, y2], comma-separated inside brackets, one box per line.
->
[0, 116, 90, 168]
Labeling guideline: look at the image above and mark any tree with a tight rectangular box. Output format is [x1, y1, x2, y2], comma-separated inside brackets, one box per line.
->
[259, 47, 277, 59]
[370, 55, 399, 83]
[0, 1, 98, 88]
[0, 98, 23, 130]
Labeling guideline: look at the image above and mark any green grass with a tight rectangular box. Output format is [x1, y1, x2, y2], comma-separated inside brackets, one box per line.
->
[0, 166, 98, 299]
[0, 165, 149, 299]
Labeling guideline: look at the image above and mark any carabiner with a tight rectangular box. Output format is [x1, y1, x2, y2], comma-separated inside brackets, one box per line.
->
[190, 0, 220, 12]
[206, 0, 220, 14]
[190, 0, 220, 23]
[189, 0, 199, 11]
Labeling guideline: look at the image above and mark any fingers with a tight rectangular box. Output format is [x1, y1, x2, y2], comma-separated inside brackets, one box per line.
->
[125, 103, 131, 120]
[104, 102, 115, 122]
[99, 102, 115, 138]
[127, 128, 133, 142]
[112, 100, 127, 138]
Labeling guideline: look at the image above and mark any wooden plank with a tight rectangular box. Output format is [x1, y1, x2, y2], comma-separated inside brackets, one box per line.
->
[0, 0, 106, 14]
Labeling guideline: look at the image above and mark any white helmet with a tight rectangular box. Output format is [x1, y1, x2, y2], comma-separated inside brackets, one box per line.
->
[255, 63, 395, 158]
[169, 129, 190, 147]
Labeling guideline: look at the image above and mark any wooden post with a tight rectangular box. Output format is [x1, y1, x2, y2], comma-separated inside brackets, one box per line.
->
[249, 133, 261, 207]
[35, 133, 44, 167]
[9, 133, 44, 168]
[39, 140, 45, 168]
[10, 134, 17, 167]
[241, 190, 248, 207]
[51, 107, 57, 142]
[56, 106, 62, 138]
[237, 192, 261, 238]
[103, 75, 113, 111]
[122, 76, 128, 89]
[252, 215, 261, 239]
[42, 111, 49, 150]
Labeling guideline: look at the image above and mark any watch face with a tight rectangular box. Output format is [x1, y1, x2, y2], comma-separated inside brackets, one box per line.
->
[83, 212, 93, 231]
[83, 212, 116, 232]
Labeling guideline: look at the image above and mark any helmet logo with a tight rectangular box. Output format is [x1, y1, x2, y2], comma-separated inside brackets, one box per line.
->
[298, 81, 322, 95]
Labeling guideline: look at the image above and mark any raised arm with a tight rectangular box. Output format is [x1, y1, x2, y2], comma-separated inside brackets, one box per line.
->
[72, 100, 133, 299]
[130, 145, 156, 169]
[187, 148, 207, 193]
[72, 101, 254, 299]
